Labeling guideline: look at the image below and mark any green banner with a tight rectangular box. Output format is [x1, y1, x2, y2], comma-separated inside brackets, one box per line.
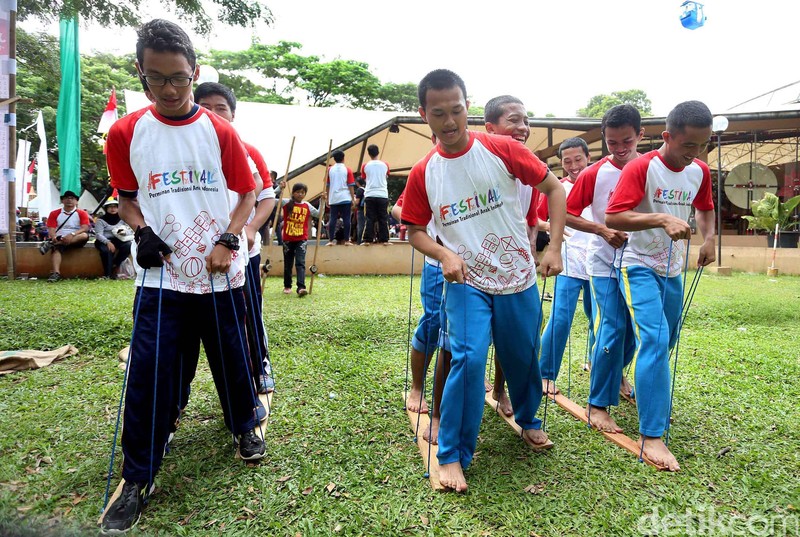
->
[56, 17, 81, 196]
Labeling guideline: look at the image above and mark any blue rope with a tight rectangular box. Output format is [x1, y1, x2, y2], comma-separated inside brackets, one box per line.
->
[146, 267, 165, 497]
[102, 269, 148, 512]
[226, 272, 265, 441]
[209, 275, 238, 447]
[638, 241, 674, 463]
[414, 260, 441, 442]
[424, 277, 447, 478]
[665, 245, 701, 447]
[586, 247, 621, 428]
[403, 249, 415, 409]
[244, 260, 272, 418]
[541, 276, 554, 431]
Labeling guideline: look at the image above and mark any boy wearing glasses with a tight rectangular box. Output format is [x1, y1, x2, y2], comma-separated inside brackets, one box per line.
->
[101, 19, 264, 534]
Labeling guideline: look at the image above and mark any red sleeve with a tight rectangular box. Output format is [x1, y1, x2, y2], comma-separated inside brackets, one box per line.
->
[525, 190, 539, 226]
[607, 156, 649, 214]
[475, 132, 548, 188]
[400, 154, 435, 226]
[536, 191, 549, 222]
[78, 210, 90, 226]
[692, 160, 714, 211]
[347, 167, 355, 186]
[207, 111, 255, 195]
[243, 142, 271, 188]
[107, 110, 148, 192]
[395, 188, 405, 208]
[360, 163, 367, 181]
[566, 164, 599, 216]
[46, 209, 59, 227]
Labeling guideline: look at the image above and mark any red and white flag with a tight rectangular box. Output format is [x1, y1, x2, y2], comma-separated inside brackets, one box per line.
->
[97, 88, 118, 134]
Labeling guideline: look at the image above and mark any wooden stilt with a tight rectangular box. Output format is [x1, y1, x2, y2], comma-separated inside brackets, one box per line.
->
[484, 392, 554, 450]
[308, 140, 333, 294]
[404, 407, 445, 491]
[552, 393, 667, 470]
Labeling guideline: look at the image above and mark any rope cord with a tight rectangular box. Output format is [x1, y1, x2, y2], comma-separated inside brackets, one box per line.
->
[638, 241, 674, 462]
[403, 249, 415, 407]
[209, 275, 238, 448]
[102, 269, 148, 511]
[146, 267, 165, 498]
[226, 272, 266, 440]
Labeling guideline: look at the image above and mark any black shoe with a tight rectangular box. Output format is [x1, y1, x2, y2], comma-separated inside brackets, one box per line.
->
[100, 480, 149, 534]
[237, 430, 266, 461]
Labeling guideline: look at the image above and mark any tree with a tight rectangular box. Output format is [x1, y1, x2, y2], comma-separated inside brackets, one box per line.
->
[576, 89, 652, 118]
[18, 0, 273, 36]
[17, 29, 141, 199]
[205, 41, 417, 111]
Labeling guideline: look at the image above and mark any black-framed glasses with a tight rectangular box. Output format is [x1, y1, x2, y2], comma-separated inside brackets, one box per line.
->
[139, 72, 194, 87]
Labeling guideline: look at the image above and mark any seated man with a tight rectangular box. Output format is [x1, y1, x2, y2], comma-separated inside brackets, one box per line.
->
[44, 190, 90, 282]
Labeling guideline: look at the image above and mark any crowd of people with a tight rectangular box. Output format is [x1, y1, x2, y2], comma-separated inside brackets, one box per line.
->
[50, 18, 718, 534]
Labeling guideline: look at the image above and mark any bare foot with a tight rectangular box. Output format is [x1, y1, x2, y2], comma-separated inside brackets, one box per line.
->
[522, 428, 554, 451]
[639, 436, 680, 471]
[484, 379, 492, 392]
[422, 416, 439, 445]
[542, 379, 560, 395]
[406, 390, 429, 414]
[582, 362, 591, 372]
[585, 405, 623, 433]
[325, 242, 335, 247]
[438, 461, 468, 492]
[345, 241, 355, 246]
[620, 376, 635, 401]
[493, 389, 513, 416]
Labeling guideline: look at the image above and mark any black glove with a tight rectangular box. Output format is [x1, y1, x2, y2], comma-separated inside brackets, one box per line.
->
[134, 226, 172, 268]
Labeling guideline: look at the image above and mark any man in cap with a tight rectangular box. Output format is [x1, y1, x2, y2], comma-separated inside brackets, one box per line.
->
[44, 190, 90, 282]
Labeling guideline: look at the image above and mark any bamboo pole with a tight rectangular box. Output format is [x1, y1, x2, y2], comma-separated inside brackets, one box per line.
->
[270, 135, 295, 241]
[308, 140, 332, 294]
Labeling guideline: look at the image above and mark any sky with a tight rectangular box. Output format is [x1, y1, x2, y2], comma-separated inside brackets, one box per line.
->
[26, 0, 800, 117]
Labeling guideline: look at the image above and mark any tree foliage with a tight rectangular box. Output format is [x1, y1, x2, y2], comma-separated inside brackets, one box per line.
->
[576, 89, 652, 118]
[18, 0, 273, 36]
[17, 29, 141, 199]
[204, 41, 418, 111]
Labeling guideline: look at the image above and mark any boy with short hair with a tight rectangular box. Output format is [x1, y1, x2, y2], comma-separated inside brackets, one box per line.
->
[401, 69, 566, 492]
[538, 137, 594, 394]
[482, 94, 543, 417]
[605, 100, 716, 471]
[101, 19, 264, 534]
[326, 150, 356, 245]
[565, 104, 641, 434]
[361, 144, 391, 244]
[278, 181, 319, 295]
[194, 80, 277, 396]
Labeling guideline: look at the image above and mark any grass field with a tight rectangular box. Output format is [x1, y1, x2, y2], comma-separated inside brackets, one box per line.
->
[0, 272, 798, 536]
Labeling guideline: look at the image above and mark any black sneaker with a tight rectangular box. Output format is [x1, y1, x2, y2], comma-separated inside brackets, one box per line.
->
[237, 430, 266, 461]
[47, 272, 61, 282]
[100, 480, 149, 534]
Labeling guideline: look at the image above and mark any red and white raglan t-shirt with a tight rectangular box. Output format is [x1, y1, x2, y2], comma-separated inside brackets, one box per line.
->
[362, 159, 390, 199]
[607, 150, 713, 277]
[566, 156, 625, 278]
[242, 141, 274, 258]
[47, 207, 90, 236]
[401, 131, 548, 295]
[539, 178, 592, 280]
[327, 163, 356, 205]
[107, 105, 255, 294]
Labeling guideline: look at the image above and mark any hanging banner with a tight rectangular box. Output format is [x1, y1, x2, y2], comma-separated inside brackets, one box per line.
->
[56, 16, 81, 196]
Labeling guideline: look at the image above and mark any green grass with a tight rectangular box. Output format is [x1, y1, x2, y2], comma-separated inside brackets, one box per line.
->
[0, 273, 798, 536]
